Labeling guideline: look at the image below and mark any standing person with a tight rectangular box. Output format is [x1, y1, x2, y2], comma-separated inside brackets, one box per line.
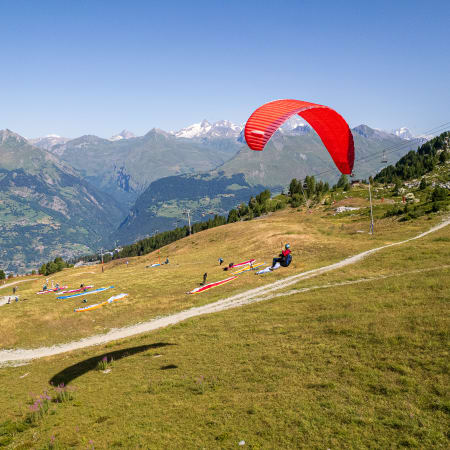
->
[126, 260, 129, 268]
[218, 257, 224, 266]
[202, 273, 207, 285]
[12, 286, 16, 295]
[270, 244, 292, 269]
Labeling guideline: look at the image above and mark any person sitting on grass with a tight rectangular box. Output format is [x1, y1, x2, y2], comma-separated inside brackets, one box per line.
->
[270, 244, 292, 270]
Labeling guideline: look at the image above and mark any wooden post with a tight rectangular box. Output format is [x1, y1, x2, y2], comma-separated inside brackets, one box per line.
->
[368, 180, 374, 234]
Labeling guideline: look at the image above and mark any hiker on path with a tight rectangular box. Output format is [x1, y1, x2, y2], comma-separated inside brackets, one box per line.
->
[270, 244, 292, 270]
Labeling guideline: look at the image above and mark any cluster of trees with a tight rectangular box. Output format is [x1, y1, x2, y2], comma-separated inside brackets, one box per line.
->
[0, 269, 5, 280]
[375, 132, 449, 184]
[288, 176, 334, 207]
[227, 189, 285, 222]
[38, 257, 71, 276]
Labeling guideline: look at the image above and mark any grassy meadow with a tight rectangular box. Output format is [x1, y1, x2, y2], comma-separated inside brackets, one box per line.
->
[0, 211, 448, 448]
[0, 193, 446, 350]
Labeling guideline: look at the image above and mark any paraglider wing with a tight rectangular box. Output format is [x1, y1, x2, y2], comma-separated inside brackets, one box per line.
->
[244, 99, 354, 174]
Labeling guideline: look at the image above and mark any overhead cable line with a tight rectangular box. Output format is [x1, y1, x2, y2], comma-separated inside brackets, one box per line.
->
[296, 120, 450, 181]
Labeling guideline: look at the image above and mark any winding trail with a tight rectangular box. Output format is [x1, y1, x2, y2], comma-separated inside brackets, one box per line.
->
[0, 219, 448, 366]
[0, 278, 38, 291]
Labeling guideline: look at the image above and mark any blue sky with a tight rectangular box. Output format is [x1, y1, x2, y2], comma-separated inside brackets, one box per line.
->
[1, 0, 449, 138]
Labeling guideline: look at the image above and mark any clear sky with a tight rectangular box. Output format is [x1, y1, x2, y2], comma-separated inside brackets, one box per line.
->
[1, 0, 449, 138]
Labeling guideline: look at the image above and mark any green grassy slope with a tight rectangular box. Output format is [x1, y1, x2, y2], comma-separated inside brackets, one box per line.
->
[0, 215, 448, 448]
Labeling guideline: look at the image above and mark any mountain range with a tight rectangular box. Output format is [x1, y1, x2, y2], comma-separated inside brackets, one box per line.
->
[0, 120, 431, 271]
[0, 130, 124, 273]
[113, 123, 423, 244]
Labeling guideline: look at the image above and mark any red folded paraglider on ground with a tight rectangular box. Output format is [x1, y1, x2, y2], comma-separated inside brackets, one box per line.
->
[244, 99, 354, 174]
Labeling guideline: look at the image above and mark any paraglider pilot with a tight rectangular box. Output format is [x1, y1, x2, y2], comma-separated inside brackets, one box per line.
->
[271, 244, 292, 269]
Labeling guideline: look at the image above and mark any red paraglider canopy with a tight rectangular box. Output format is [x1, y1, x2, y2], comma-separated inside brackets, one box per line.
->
[244, 99, 354, 174]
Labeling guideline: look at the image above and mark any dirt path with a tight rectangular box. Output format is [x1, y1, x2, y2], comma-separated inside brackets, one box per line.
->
[0, 218, 448, 366]
[0, 278, 38, 291]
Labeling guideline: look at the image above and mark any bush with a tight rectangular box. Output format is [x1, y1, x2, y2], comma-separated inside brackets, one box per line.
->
[431, 186, 448, 202]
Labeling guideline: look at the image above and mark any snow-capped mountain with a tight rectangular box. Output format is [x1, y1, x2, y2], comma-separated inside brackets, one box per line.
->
[174, 120, 242, 139]
[279, 116, 311, 134]
[393, 127, 414, 140]
[392, 127, 434, 141]
[110, 129, 136, 141]
[29, 134, 70, 150]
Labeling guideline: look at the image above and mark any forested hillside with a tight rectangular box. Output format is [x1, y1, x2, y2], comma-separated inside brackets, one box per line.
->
[0, 130, 124, 273]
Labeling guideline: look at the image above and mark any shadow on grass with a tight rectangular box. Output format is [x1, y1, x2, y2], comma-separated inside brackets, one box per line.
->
[160, 364, 178, 370]
[49, 343, 174, 386]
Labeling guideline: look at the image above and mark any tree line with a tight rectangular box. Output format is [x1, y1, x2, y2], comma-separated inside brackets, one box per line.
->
[38, 257, 72, 276]
[375, 131, 449, 184]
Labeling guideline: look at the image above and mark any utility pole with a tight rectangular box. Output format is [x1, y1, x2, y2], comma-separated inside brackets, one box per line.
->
[184, 210, 192, 235]
[368, 179, 374, 235]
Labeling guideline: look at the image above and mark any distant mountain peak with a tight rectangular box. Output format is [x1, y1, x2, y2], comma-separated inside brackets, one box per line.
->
[28, 134, 70, 150]
[110, 129, 136, 141]
[144, 128, 173, 138]
[391, 127, 433, 141]
[392, 127, 414, 140]
[279, 116, 310, 134]
[352, 124, 394, 140]
[174, 120, 241, 139]
[0, 129, 27, 144]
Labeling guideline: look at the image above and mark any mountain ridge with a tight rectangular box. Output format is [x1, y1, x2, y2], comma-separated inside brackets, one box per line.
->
[0, 130, 125, 272]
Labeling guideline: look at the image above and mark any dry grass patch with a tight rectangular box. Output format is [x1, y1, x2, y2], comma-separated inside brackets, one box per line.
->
[0, 208, 446, 349]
